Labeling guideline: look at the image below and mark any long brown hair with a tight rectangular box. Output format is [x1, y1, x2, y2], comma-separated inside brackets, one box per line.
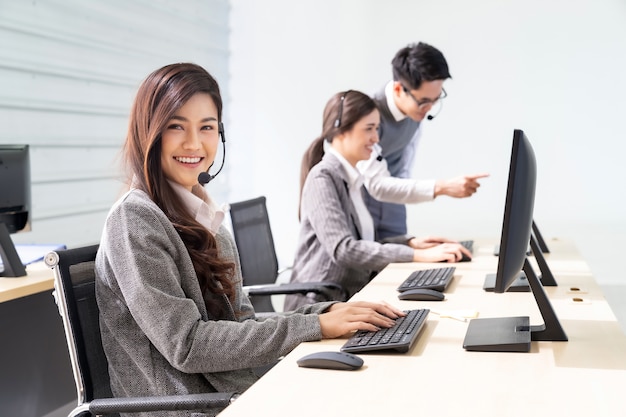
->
[299, 90, 377, 218]
[124, 63, 236, 318]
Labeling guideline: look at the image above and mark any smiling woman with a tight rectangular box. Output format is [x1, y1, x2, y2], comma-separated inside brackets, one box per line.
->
[94, 63, 407, 417]
[160, 93, 220, 191]
[284, 89, 471, 311]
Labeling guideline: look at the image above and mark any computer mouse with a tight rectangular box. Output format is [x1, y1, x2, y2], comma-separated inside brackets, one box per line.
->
[459, 252, 472, 262]
[439, 252, 472, 263]
[398, 288, 445, 301]
[439, 252, 471, 262]
[296, 351, 364, 370]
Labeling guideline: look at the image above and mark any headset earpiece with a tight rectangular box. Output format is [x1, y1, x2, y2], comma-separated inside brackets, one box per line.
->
[218, 122, 225, 142]
[334, 94, 346, 128]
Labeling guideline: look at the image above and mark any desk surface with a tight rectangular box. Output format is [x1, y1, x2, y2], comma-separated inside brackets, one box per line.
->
[0, 261, 54, 303]
[218, 239, 626, 417]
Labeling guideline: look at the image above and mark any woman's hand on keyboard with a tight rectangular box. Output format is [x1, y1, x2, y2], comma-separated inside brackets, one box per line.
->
[319, 301, 406, 339]
[409, 236, 456, 249]
[412, 242, 472, 263]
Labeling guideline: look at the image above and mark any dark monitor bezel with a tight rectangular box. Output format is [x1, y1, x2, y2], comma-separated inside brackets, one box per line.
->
[0, 144, 31, 277]
[494, 130, 536, 293]
[484, 230, 557, 292]
[463, 130, 567, 352]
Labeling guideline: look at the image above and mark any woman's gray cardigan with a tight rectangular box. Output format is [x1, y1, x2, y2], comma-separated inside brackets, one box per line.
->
[95, 189, 334, 417]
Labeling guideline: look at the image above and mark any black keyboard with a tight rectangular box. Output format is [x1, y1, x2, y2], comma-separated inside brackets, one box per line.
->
[397, 266, 456, 292]
[340, 309, 430, 353]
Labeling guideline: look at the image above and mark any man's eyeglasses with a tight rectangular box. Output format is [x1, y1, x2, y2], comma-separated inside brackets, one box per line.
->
[401, 84, 447, 110]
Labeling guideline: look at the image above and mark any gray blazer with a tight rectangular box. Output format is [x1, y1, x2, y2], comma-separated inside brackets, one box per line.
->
[284, 153, 414, 311]
[95, 189, 334, 417]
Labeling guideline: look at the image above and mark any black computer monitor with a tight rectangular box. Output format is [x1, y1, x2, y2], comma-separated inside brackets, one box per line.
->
[493, 220, 550, 257]
[0, 144, 31, 277]
[463, 130, 567, 352]
[484, 221, 557, 292]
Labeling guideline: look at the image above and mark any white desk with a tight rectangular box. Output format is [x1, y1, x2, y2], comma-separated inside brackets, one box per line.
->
[218, 239, 626, 417]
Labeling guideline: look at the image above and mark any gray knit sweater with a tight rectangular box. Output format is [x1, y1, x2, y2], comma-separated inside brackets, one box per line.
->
[95, 189, 334, 417]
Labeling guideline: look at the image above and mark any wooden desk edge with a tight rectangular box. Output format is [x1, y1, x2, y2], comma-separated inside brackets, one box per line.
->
[0, 263, 55, 303]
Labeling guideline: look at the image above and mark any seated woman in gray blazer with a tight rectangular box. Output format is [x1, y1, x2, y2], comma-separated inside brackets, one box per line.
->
[95, 64, 404, 417]
[284, 90, 471, 311]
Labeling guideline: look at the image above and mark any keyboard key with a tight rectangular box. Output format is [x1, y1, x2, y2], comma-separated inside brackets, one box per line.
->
[397, 267, 456, 292]
[341, 309, 430, 353]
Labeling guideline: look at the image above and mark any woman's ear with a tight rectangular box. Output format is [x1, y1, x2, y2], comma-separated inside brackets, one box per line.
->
[331, 132, 343, 143]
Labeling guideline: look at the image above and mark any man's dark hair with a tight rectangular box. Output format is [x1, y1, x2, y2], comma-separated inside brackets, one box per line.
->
[391, 42, 451, 90]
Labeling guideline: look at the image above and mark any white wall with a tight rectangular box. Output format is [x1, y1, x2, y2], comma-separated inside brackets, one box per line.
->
[229, 0, 626, 285]
[1, 0, 230, 248]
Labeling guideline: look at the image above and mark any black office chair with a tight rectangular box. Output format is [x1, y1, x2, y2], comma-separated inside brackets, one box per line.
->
[229, 196, 347, 312]
[45, 245, 238, 417]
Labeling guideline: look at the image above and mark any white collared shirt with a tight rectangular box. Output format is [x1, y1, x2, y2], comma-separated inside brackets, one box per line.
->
[353, 82, 436, 204]
[385, 80, 407, 122]
[168, 181, 225, 236]
[325, 142, 375, 241]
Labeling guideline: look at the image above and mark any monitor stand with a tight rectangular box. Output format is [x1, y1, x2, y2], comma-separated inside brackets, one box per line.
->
[462, 316, 531, 352]
[483, 233, 557, 292]
[532, 220, 550, 253]
[0, 222, 26, 277]
[464, 257, 567, 352]
[483, 271, 534, 292]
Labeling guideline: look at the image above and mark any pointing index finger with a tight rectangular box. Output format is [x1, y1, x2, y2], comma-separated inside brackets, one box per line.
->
[466, 173, 490, 180]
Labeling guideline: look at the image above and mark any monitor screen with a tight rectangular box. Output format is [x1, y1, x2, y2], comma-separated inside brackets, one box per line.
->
[0, 144, 31, 277]
[462, 130, 567, 352]
[494, 130, 536, 293]
[484, 135, 557, 292]
[485, 220, 557, 292]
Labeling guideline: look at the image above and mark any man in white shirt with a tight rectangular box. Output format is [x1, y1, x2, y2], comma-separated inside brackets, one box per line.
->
[359, 42, 489, 239]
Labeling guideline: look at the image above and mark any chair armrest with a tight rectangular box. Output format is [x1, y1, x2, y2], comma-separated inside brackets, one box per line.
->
[277, 265, 293, 276]
[243, 282, 347, 302]
[379, 234, 415, 245]
[88, 392, 239, 414]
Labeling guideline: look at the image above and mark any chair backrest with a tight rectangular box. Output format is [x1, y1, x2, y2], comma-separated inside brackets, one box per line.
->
[229, 196, 281, 312]
[47, 245, 239, 416]
[229, 196, 280, 286]
[45, 245, 115, 412]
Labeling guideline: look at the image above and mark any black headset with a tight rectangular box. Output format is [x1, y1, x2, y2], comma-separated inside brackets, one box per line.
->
[197, 122, 226, 185]
[334, 91, 352, 128]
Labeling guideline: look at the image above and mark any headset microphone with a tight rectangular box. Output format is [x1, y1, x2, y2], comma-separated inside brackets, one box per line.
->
[197, 170, 214, 185]
[426, 107, 441, 121]
[426, 102, 443, 121]
[198, 122, 226, 185]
